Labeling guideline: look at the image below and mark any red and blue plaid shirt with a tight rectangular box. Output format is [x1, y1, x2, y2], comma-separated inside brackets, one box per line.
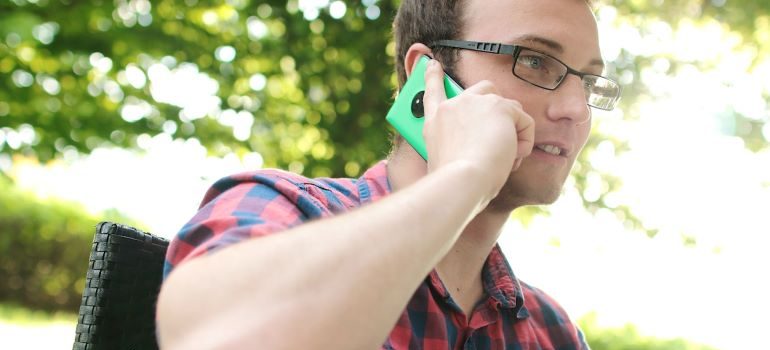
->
[164, 160, 589, 350]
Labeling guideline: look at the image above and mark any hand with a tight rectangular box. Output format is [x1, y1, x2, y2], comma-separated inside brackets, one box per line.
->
[421, 59, 535, 199]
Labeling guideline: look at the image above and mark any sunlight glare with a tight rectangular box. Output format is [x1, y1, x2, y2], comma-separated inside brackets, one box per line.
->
[148, 63, 221, 121]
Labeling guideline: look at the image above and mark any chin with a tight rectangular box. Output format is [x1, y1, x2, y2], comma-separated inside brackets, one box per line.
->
[485, 173, 565, 213]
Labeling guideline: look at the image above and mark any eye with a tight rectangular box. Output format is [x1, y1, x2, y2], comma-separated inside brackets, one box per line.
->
[519, 55, 545, 70]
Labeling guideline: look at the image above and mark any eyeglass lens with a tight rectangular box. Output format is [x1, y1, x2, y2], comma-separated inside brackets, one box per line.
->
[514, 48, 619, 110]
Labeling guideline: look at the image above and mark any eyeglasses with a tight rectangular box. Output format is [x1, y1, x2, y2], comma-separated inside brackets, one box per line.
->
[430, 40, 621, 111]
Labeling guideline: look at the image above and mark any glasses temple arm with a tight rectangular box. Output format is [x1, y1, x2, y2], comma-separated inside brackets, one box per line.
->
[432, 40, 517, 56]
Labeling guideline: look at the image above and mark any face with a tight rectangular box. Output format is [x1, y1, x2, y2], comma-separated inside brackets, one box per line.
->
[453, 0, 602, 211]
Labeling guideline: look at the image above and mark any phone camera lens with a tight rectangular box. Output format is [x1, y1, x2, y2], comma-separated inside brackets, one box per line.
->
[411, 91, 425, 118]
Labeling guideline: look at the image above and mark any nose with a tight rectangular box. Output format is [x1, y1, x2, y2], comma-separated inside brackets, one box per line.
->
[546, 74, 591, 125]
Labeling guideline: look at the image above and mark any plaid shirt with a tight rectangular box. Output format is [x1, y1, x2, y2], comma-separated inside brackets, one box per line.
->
[164, 160, 589, 350]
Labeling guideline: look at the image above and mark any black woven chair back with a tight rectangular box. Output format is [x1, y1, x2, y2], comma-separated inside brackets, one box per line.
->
[73, 222, 169, 350]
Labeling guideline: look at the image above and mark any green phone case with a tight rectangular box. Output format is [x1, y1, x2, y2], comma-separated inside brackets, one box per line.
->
[386, 55, 464, 160]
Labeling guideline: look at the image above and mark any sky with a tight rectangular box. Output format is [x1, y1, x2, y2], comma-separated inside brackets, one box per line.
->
[3, 5, 770, 350]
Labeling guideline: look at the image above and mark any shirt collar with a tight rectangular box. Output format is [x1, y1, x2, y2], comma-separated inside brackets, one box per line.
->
[357, 160, 391, 203]
[426, 245, 529, 319]
[483, 245, 528, 318]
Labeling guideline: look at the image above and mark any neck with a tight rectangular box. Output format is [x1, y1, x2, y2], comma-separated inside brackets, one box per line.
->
[387, 147, 514, 313]
[435, 209, 508, 312]
[436, 208, 509, 278]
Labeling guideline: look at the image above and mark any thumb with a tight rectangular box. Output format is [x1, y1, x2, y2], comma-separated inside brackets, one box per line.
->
[422, 59, 448, 120]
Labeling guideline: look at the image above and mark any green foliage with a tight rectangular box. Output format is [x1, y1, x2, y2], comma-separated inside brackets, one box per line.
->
[0, 0, 766, 237]
[579, 313, 718, 350]
[0, 302, 75, 325]
[0, 175, 139, 312]
[0, 0, 400, 178]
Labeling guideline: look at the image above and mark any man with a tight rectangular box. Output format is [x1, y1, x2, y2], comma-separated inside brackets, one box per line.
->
[157, 0, 620, 349]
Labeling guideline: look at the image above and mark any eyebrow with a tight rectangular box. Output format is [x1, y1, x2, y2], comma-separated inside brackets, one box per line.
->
[514, 34, 605, 70]
[517, 34, 564, 53]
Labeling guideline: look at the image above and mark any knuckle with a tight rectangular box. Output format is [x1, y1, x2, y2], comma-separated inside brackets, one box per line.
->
[477, 80, 494, 88]
[486, 94, 507, 108]
[522, 111, 534, 124]
[442, 97, 461, 110]
[477, 80, 497, 93]
[502, 99, 525, 117]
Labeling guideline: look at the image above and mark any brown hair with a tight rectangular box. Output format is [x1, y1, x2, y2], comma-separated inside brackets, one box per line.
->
[392, 0, 466, 89]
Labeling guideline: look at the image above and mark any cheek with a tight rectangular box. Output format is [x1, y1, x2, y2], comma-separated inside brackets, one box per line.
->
[496, 76, 542, 108]
[577, 122, 592, 149]
[511, 89, 548, 117]
[455, 53, 516, 91]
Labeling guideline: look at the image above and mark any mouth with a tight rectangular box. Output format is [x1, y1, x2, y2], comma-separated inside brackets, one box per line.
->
[534, 144, 567, 157]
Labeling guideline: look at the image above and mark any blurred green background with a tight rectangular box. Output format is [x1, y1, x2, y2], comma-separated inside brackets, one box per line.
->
[1, 0, 768, 348]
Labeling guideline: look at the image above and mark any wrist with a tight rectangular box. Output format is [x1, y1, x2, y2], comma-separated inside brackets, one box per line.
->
[434, 160, 500, 207]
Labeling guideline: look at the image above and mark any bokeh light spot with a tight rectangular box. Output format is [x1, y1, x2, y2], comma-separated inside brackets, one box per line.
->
[215, 46, 236, 62]
[329, 1, 346, 19]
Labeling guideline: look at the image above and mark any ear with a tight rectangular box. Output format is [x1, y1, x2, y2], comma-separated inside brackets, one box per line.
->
[404, 43, 433, 79]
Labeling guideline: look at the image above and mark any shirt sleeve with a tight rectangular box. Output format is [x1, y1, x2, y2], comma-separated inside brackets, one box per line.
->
[576, 326, 591, 350]
[162, 171, 320, 278]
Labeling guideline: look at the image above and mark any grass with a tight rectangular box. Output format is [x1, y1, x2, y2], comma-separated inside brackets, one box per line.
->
[0, 303, 76, 326]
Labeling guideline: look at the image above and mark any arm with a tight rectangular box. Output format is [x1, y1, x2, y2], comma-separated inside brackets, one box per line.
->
[156, 60, 534, 350]
[158, 162, 493, 350]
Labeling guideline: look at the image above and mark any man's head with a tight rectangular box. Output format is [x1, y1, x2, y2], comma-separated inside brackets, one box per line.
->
[391, 0, 603, 211]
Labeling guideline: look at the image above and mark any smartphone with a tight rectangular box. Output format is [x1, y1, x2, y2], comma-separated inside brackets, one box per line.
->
[386, 55, 464, 160]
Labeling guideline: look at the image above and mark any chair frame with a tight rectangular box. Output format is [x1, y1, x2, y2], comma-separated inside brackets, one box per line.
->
[73, 222, 168, 350]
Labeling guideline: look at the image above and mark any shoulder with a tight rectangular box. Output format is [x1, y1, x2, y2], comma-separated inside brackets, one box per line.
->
[200, 168, 361, 214]
[164, 168, 362, 275]
[519, 281, 589, 348]
[520, 280, 572, 323]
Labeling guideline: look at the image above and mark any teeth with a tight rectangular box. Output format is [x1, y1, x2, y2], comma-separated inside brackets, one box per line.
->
[536, 144, 562, 156]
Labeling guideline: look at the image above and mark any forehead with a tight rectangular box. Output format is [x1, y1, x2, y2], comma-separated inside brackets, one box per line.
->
[461, 0, 601, 64]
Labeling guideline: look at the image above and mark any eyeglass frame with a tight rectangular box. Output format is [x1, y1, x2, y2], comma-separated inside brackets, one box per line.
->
[429, 39, 621, 111]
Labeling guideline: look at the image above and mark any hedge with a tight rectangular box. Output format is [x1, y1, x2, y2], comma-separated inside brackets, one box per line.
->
[580, 312, 717, 350]
[0, 175, 140, 312]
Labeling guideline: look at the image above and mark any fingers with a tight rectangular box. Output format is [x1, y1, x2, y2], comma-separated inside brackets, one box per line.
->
[504, 99, 534, 172]
[420, 59, 535, 176]
[463, 79, 499, 96]
[422, 59, 448, 120]
[513, 112, 535, 159]
[513, 158, 523, 172]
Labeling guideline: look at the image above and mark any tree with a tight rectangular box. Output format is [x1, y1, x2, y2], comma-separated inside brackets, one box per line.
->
[0, 0, 398, 178]
[1, 0, 767, 234]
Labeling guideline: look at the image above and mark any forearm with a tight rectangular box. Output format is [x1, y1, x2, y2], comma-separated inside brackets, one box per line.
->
[156, 162, 491, 350]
